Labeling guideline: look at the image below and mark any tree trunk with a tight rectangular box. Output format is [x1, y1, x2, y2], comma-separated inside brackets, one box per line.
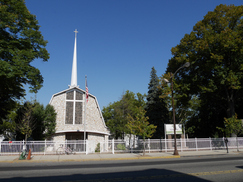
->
[227, 99, 235, 118]
[226, 89, 235, 118]
[227, 90, 236, 137]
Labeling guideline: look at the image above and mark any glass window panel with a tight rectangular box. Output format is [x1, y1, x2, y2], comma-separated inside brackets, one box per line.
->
[66, 91, 74, 100]
[65, 102, 73, 124]
[76, 91, 83, 100]
[75, 102, 82, 124]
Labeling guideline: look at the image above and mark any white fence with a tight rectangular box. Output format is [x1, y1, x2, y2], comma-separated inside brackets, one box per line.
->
[0, 140, 94, 155]
[100, 137, 243, 154]
[0, 137, 242, 155]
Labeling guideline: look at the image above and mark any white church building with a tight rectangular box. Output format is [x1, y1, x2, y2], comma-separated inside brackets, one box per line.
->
[49, 30, 110, 145]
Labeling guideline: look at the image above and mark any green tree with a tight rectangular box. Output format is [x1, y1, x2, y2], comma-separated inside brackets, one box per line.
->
[159, 72, 199, 137]
[0, 106, 18, 140]
[16, 102, 36, 142]
[102, 91, 146, 139]
[43, 104, 57, 139]
[186, 92, 226, 137]
[126, 107, 157, 155]
[165, 4, 243, 136]
[0, 0, 49, 121]
[146, 67, 169, 139]
[0, 120, 16, 141]
[15, 101, 56, 140]
[31, 102, 45, 140]
[218, 113, 243, 137]
[217, 113, 243, 151]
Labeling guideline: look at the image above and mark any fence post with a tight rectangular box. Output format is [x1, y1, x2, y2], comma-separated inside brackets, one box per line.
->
[131, 138, 133, 153]
[148, 139, 150, 153]
[165, 138, 167, 152]
[23, 140, 25, 151]
[223, 137, 225, 149]
[86, 140, 88, 155]
[236, 137, 239, 152]
[0, 141, 1, 155]
[44, 139, 46, 155]
[112, 139, 114, 154]
[181, 138, 183, 152]
[209, 137, 212, 150]
[195, 138, 198, 151]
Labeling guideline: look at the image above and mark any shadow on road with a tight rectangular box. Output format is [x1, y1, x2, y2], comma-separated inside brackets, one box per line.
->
[0, 168, 211, 182]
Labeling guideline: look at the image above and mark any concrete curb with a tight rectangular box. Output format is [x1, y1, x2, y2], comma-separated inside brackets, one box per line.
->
[0, 155, 181, 163]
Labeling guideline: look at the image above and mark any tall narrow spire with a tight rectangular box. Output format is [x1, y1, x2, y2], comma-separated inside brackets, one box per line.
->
[70, 29, 78, 88]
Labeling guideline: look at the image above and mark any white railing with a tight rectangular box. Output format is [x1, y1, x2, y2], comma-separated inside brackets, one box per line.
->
[0, 140, 95, 155]
[100, 137, 243, 154]
[1, 137, 242, 155]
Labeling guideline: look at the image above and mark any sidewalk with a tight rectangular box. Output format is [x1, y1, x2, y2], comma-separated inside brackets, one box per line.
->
[0, 149, 242, 163]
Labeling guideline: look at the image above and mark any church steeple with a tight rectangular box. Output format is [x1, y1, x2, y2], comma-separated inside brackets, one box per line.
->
[70, 29, 78, 88]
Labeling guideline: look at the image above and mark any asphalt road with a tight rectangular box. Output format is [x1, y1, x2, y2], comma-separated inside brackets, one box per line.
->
[1, 155, 243, 182]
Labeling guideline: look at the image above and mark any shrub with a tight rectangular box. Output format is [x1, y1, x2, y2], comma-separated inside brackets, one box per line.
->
[95, 143, 100, 152]
[116, 144, 126, 150]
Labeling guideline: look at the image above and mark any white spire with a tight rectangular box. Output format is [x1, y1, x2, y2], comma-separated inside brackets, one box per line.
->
[70, 29, 78, 88]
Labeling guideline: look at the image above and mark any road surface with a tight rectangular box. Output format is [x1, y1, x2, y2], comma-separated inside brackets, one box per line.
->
[0, 155, 243, 182]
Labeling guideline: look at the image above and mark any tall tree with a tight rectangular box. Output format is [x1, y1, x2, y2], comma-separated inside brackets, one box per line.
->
[0, 0, 49, 121]
[146, 67, 169, 139]
[165, 4, 243, 136]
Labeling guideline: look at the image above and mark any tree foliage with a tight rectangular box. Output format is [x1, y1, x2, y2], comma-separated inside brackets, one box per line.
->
[0, 106, 18, 140]
[0, 0, 49, 121]
[145, 67, 169, 139]
[164, 4, 243, 137]
[102, 91, 146, 139]
[0, 120, 16, 141]
[217, 113, 243, 137]
[16, 102, 36, 142]
[126, 106, 156, 155]
[43, 104, 57, 139]
[15, 101, 56, 140]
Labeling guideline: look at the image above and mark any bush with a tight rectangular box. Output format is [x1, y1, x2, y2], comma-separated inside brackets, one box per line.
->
[95, 143, 100, 152]
[116, 144, 126, 150]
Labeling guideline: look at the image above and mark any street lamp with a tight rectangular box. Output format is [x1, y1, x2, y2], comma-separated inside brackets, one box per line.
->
[165, 62, 190, 155]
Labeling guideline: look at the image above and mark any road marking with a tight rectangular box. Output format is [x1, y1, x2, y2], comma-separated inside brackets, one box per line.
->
[64, 169, 243, 182]
[188, 169, 243, 176]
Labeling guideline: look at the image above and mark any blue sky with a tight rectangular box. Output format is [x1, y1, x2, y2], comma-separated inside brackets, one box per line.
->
[24, 0, 242, 109]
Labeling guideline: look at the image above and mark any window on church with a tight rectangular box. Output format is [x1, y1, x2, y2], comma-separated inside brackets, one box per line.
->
[76, 91, 83, 100]
[65, 90, 83, 124]
[66, 91, 74, 100]
[75, 102, 82, 124]
[65, 102, 73, 124]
